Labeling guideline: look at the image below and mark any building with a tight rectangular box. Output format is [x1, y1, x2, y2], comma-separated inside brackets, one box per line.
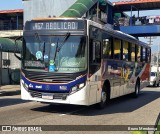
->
[0, 9, 23, 85]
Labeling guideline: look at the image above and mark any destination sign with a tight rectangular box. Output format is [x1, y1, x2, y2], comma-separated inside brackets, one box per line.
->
[25, 20, 85, 31]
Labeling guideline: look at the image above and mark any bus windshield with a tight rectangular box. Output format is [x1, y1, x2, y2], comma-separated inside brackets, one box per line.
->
[23, 35, 87, 73]
[151, 72, 156, 77]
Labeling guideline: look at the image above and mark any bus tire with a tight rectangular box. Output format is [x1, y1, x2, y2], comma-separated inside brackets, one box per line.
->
[96, 83, 110, 109]
[153, 81, 156, 87]
[133, 81, 140, 98]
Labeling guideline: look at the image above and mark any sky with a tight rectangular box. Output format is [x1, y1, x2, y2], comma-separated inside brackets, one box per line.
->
[0, 0, 159, 53]
[0, 0, 23, 10]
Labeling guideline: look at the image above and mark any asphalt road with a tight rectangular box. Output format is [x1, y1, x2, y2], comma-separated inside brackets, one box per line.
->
[0, 87, 160, 134]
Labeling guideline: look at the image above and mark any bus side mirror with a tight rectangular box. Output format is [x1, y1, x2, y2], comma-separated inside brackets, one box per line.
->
[14, 36, 22, 61]
[14, 53, 21, 60]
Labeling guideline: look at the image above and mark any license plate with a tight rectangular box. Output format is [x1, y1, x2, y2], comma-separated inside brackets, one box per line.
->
[42, 93, 53, 100]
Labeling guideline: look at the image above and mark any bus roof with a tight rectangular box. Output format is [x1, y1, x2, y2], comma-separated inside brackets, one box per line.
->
[87, 19, 149, 48]
[28, 17, 149, 48]
[32, 17, 83, 21]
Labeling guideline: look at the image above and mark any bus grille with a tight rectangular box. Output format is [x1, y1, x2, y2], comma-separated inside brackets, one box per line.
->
[23, 70, 76, 83]
[29, 90, 69, 100]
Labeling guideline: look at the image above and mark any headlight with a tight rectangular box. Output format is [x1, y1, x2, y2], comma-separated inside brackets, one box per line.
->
[24, 83, 29, 88]
[22, 82, 28, 90]
[71, 83, 85, 94]
[21, 79, 24, 85]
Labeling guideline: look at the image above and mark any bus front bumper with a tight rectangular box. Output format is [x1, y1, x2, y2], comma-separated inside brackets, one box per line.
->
[21, 82, 90, 106]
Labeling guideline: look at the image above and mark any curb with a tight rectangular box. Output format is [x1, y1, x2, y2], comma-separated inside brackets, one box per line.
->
[0, 90, 20, 96]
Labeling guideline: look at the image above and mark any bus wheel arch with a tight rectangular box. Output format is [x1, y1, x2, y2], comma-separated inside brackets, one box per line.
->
[103, 80, 111, 100]
[96, 80, 110, 109]
[133, 77, 140, 98]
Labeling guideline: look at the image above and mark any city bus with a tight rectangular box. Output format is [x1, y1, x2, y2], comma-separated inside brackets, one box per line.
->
[19, 18, 151, 108]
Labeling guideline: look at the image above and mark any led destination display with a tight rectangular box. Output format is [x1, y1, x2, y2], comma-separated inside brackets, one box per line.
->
[25, 20, 85, 31]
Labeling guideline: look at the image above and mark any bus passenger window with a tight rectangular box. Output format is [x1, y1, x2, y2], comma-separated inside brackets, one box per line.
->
[95, 42, 101, 62]
[90, 41, 101, 63]
[131, 44, 135, 61]
[137, 45, 141, 62]
[147, 48, 151, 62]
[113, 38, 121, 60]
[142, 47, 146, 62]
[123, 41, 129, 61]
[103, 38, 112, 59]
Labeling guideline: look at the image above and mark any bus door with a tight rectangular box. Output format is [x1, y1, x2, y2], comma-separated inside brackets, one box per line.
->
[110, 61, 123, 98]
[111, 38, 123, 98]
[89, 39, 101, 104]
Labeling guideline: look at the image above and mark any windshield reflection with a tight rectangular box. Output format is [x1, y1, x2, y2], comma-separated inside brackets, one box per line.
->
[23, 35, 87, 73]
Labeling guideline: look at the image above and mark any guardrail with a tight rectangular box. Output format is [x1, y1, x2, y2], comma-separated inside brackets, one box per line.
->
[0, 24, 23, 31]
[114, 16, 160, 26]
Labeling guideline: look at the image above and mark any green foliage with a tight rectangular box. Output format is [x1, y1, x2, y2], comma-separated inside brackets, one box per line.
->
[131, 131, 148, 134]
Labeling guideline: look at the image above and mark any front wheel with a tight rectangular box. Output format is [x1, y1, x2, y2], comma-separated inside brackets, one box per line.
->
[133, 82, 140, 98]
[153, 81, 156, 87]
[157, 82, 159, 87]
[96, 90, 107, 109]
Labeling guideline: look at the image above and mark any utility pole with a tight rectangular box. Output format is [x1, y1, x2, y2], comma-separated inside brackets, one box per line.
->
[144, 36, 156, 46]
[148, 37, 153, 46]
[144, 36, 157, 65]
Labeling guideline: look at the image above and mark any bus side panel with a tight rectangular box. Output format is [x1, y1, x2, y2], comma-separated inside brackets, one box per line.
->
[88, 68, 102, 105]
[121, 61, 136, 95]
[136, 63, 150, 89]
[101, 59, 141, 99]
[101, 60, 150, 99]
[101, 59, 131, 99]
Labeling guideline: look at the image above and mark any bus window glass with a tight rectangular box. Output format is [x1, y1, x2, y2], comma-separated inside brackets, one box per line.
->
[113, 38, 121, 60]
[151, 72, 156, 76]
[142, 47, 146, 62]
[90, 40, 101, 63]
[102, 38, 112, 59]
[147, 48, 151, 62]
[137, 45, 141, 62]
[90, 26, 102, 41]
[23, 35, 87, 73]
[131, 44, 135, 61]
[94, 41, 101, 63]
[123, 41, 128, 61]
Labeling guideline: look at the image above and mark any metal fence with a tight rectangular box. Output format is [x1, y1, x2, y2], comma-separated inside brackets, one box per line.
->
[0, 24, 23, 31]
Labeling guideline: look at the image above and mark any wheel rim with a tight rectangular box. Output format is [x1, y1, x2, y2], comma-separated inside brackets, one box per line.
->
[101, 91, 107, 103]
[136, 85, 139, 95]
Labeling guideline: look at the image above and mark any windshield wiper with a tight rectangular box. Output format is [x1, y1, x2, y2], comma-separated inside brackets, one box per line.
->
[35, 32, 41, 44]
[57, 32, 70, 52]
[53, 32, 70, 62]
[53, 38, 59, 62]
[14, 36, 22, 60]
[35, 32, 44, 52]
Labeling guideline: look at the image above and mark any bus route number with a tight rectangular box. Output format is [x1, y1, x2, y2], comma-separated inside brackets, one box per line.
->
[32, 22, 79, 30]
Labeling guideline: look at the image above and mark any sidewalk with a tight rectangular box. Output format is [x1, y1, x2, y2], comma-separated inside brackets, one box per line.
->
[0, 85, 20, 96]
